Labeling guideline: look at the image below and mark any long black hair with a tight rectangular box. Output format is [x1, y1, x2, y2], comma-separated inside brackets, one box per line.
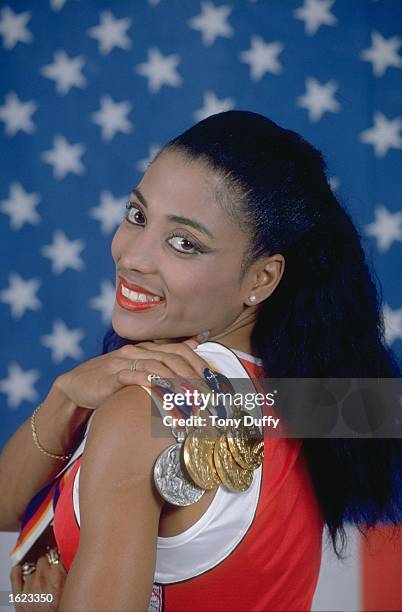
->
[103, 111, 402, 557]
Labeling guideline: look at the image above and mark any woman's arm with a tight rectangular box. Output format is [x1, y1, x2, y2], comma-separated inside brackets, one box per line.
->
[0, 379, 91, 531]
[0, 338, 206, 532]
[58, 385, 173, 612]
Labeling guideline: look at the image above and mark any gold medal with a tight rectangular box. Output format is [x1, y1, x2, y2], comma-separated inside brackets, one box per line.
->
[213, 434, 253, 492]
[226, 409, 263, 470]
[251, 439, 264, 467]
[183, 429, 221, 490]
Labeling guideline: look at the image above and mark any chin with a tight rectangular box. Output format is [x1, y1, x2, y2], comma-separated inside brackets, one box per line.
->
[111, 307, 136, 340]
[111, 307, 161, 342]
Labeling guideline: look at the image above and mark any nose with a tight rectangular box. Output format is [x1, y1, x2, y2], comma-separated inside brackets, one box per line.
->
[118, 226, 159, 274]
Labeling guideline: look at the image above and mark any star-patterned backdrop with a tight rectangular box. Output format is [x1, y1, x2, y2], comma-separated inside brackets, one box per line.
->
[0, 0, 401, 451]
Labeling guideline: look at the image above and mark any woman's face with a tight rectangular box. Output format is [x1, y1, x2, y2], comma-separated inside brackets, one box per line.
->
[111, 151, 251, 341]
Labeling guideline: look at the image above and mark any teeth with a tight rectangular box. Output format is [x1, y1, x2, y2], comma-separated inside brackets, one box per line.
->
[121, 284, 161, 303]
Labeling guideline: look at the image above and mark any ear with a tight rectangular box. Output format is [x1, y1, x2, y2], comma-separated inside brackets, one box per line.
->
[244, 254, 285, 306]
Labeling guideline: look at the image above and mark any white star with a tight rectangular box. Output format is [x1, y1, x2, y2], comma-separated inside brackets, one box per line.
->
[0, 362, 40, 409]
[0, 92, 37, 137]
[0, 6, 33, 50]
[88, 10, 131, 55]
[135, 144, 162, 173]
[359, 112, 402, 158]
[49, 0, 80, 10]
[135, 47, 183, 93]
[297, 77, 341, 122]
[360, 31, 402, 77]
[148, 0, 160, 5]
[193, 91, 235, 122]
[364, 205, 402, 252]
[91, 95, 133, 142]
[41, 230, 85, 274]
[0, 272, 41, 319]
[188, 1, 234, 47]
[293, 0, 337, 36]
[41, 319, 84, 363]
[89, 280, 116, 323]
[89, 190, 126, 234]
[50, 0, 68, 11]
[382, 304, 402, 346]
[41, 50, 87, 95]
[0, 182, 41, 230]
[42, 135, 85, 179]
[239, 35, 284, 81]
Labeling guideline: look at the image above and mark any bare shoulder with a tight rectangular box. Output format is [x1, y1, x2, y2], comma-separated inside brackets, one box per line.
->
[79, 384, 173, 503]
[87, 384, 173, 446]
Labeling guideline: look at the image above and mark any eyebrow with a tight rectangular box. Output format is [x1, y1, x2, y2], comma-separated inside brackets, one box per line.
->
[131, 187, 214, 240]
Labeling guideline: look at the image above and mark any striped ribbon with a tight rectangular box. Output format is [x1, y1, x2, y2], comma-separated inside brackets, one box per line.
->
[9, 413, 95, 564]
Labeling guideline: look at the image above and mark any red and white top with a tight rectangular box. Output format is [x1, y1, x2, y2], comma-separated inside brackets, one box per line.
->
[13, 341, 324, 611]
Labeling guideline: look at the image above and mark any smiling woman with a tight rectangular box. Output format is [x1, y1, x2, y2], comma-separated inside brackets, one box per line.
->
[2, 110, 402, 612]
[110, 150, 267, 348]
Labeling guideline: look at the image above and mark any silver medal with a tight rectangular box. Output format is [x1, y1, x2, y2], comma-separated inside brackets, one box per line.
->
[154, 431, 205, 506]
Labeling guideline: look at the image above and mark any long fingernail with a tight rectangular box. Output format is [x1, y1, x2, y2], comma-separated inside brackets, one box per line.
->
[203, 367, 219, 389]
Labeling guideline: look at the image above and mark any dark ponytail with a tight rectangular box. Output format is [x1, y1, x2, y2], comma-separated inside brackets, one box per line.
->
[164, 111, 402, 556]
[103, 110, 402, 557]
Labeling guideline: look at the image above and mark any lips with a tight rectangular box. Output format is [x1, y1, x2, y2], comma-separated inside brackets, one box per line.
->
[118, 275, 163, 298]
[116, 276, 165, 312]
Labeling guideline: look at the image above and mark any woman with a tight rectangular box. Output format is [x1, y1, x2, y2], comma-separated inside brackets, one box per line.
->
[1, 110, 401, 611]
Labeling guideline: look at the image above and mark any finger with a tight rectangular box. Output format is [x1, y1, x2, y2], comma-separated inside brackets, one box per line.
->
[149, 353, 201, 378]
[50, 563, 67, 584]
[40, 555, 67, 593]
[117, 367, 174, 388]
[31, 555, 49, 590]
[182, 338, 199, 349]
[129, 340, 168, 349]
[128, 359, 175, 379]
[36, 554, 51, 572]
[33, 555, 66, 597]
[136, 352, 199, 378]
[148, 331, 210, 345]
[133, 357, 180, 376]
[143, 343, 211, 377]
[10, 563, 23, 593]
[121, 344, 211, 377]
[131, 335, 202, 350]
[119, 348, 195, 378]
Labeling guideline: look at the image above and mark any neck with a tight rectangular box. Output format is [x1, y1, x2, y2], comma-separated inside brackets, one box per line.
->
[208, 309, 256, 355]
[149, 308, 257, 355]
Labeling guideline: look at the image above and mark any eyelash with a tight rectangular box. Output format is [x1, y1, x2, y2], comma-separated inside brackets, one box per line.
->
[124, 201, 206, 256]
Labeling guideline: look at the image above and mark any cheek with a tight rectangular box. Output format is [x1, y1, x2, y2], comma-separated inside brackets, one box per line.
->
[111, 225, 124, 263]
[171, 259, 240, 305]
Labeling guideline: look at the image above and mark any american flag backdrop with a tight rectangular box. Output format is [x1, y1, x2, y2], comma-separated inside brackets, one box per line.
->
[0, 0, 401, 608]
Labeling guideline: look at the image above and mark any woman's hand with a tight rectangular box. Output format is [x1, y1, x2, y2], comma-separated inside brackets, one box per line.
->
[55, 337, 212, 410]
[10, 556, 67, 612]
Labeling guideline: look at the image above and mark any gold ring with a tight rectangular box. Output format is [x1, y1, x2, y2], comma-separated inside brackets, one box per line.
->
[21, 562, 36, 578]
[46, 547, 61, 565]
[130, 359, 139, 372]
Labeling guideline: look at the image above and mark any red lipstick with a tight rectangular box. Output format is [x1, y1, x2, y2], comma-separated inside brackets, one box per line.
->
[116, 277, 165, 312]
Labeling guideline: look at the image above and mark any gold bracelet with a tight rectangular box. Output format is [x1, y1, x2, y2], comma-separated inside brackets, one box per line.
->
[30, 404, 72, 461]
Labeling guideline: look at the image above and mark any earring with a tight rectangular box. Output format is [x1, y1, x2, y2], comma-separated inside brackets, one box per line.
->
[248, 295, 257, 304]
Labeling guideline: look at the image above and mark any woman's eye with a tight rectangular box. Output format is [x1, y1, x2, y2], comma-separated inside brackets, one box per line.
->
[168, 236, 198, 254]
[124, 203, 201, 255]
[125, 202, 145, 225]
